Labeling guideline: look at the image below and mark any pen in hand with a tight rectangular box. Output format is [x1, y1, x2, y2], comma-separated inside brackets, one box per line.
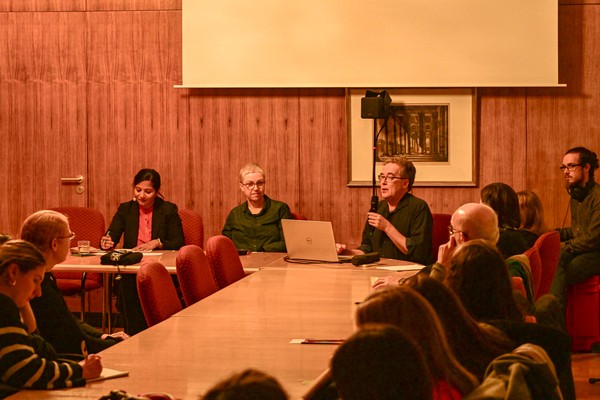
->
[101, 231, 112, 250]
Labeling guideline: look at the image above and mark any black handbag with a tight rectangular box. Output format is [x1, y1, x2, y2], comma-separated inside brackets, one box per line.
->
[100, 250, 143, 265]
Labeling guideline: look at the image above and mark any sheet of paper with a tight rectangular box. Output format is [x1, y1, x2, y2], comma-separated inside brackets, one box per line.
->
[376, 264, 423, 272]
[86, 367, 129, 382]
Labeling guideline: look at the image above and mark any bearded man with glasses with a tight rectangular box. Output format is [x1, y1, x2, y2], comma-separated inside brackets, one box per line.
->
[222, 163, 293, 252]
[340, 158, 432, 264]
[550, 146, 600, 307]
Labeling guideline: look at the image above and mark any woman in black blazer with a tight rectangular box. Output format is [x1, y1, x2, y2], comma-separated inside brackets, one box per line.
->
[101, 168, 184, 335]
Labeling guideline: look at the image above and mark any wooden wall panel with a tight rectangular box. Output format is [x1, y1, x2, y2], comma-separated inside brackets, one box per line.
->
[0, 12, 87, 237]
[188, 89, 301, 241]
[527, 4, 600, 229]
[86, 10, 189, 227]
[86, 0, 181, 11]
[0, 0, 85, 12]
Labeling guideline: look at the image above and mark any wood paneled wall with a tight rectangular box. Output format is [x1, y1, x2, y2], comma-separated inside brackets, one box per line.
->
[1, 1, 599, 248]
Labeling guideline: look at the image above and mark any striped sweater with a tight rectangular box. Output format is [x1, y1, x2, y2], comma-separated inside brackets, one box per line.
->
[0, 294, 85, 397]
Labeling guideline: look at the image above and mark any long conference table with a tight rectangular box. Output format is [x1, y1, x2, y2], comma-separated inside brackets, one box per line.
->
[8, 252, 420, 400]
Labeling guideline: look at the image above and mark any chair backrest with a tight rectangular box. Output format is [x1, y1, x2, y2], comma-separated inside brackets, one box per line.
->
[49, 207, 105, 283]
[206, 235, 246, 289]
[291, 212, 308, 220]
[176, 245, 219, 306]
[137, 261, 183, 327]
[431, 213, 452, 263]
[178, 208, 204, 247]
[49, 206, 106, 248]
[533, 231, 561, 298]
[524, 246, 542, 300]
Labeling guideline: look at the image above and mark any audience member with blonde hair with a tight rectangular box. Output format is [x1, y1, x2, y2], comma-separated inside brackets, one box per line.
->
[517, 189, 549, 247]
[20, 210, 128, 356]
[0, 240, 102, 397]
[356, 286, 478, 398]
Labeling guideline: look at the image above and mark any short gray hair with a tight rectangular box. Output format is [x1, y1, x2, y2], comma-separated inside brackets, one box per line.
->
[239, 163, 265, 183]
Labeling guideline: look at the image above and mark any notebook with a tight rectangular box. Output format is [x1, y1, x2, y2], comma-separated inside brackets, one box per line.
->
[282, 219, 353, 263]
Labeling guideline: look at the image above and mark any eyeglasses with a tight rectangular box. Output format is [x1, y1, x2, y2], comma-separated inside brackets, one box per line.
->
[448, 225, 463, 236]
[241, 180, 265, 190]
[559, 163, 582, 172]
[57, 232, 76, 241]
[377, 174, 407, 183]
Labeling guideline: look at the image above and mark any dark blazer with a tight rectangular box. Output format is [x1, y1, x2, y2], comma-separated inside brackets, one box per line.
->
[106, 197, 185, 250]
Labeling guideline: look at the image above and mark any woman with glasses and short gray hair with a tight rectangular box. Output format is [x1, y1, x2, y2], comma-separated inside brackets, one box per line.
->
[222, 163, 293, 252]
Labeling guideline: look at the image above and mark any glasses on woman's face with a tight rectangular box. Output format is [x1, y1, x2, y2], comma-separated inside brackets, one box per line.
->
[242, 180, 265, 190]
[559, 163, 582, 172]
[57, 232, 76, 241]
[377, 174, 406, 183]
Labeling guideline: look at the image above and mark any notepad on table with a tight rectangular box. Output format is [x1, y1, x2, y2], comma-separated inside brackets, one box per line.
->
[376, 264, 423, 272]
[86, 367, 129, 383]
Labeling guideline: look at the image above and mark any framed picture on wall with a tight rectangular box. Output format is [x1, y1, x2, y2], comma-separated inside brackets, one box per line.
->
[347, 88, 477, 187]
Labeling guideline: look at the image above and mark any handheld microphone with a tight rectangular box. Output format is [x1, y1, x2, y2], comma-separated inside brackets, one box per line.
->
[352, 252, 380, 266]
[370, 195, 378, 212]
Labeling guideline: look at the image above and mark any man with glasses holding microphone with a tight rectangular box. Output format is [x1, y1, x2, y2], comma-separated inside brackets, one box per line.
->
[550, 146, 600, 306]
[340, 158, 433, 264]
[222, 163, 293, 252]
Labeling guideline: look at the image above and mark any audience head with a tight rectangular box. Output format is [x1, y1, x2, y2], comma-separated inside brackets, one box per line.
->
[480, 182, 521, 229]
[517, 190, 547, 235]
[20, 210, 72, 268]
[0, 239, 46, 308]
[201, 368, 288, 400]
[356, 286, 478, 396]
[405, 274, 513, 380]
[133, 168, 162, 208]
[331, 323, 433, 400]
[563, 147, 599, 191]
[447, 239, 522, 322]
[238, 163, 266, 204]
[451, 203, 499, 245]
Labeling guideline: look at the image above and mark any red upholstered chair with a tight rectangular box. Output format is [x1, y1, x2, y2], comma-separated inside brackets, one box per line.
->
[176, 245, 219, 306]
[431, 213, 452, 264]
[136, 261, 183, 327]
[524, 246, 542, 299]
[48, 207, 105, 321]
[567, 275, 600, 352]
[532, 231, 561, 299]
[206, 235, 246, 289]
[291, 212, 307, 220]
[178, 209, 204, 247]
[511, 276, 527, 300]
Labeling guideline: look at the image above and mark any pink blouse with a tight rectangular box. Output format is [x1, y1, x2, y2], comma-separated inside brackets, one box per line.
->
[137, 206, 153, 246]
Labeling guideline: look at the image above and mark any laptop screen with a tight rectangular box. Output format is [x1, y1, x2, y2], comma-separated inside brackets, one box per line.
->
[281, 219, 340, 262]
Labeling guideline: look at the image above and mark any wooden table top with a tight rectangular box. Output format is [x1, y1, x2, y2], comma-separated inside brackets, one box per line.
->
[9, 255, 419, 399]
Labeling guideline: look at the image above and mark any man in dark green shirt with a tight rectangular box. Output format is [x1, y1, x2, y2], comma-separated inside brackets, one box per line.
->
[343, 158, 433, 264]
[222, 163, 293, 252]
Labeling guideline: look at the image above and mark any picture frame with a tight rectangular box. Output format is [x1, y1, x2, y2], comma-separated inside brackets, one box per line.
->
[347, 88, 477, 187]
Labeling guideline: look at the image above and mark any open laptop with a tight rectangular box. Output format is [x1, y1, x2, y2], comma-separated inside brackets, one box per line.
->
[282, 219, 353, 263]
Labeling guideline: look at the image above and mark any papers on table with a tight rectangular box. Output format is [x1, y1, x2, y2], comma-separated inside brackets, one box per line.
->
[86, 367, 129, 382]
[376, 264, 424, 272]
